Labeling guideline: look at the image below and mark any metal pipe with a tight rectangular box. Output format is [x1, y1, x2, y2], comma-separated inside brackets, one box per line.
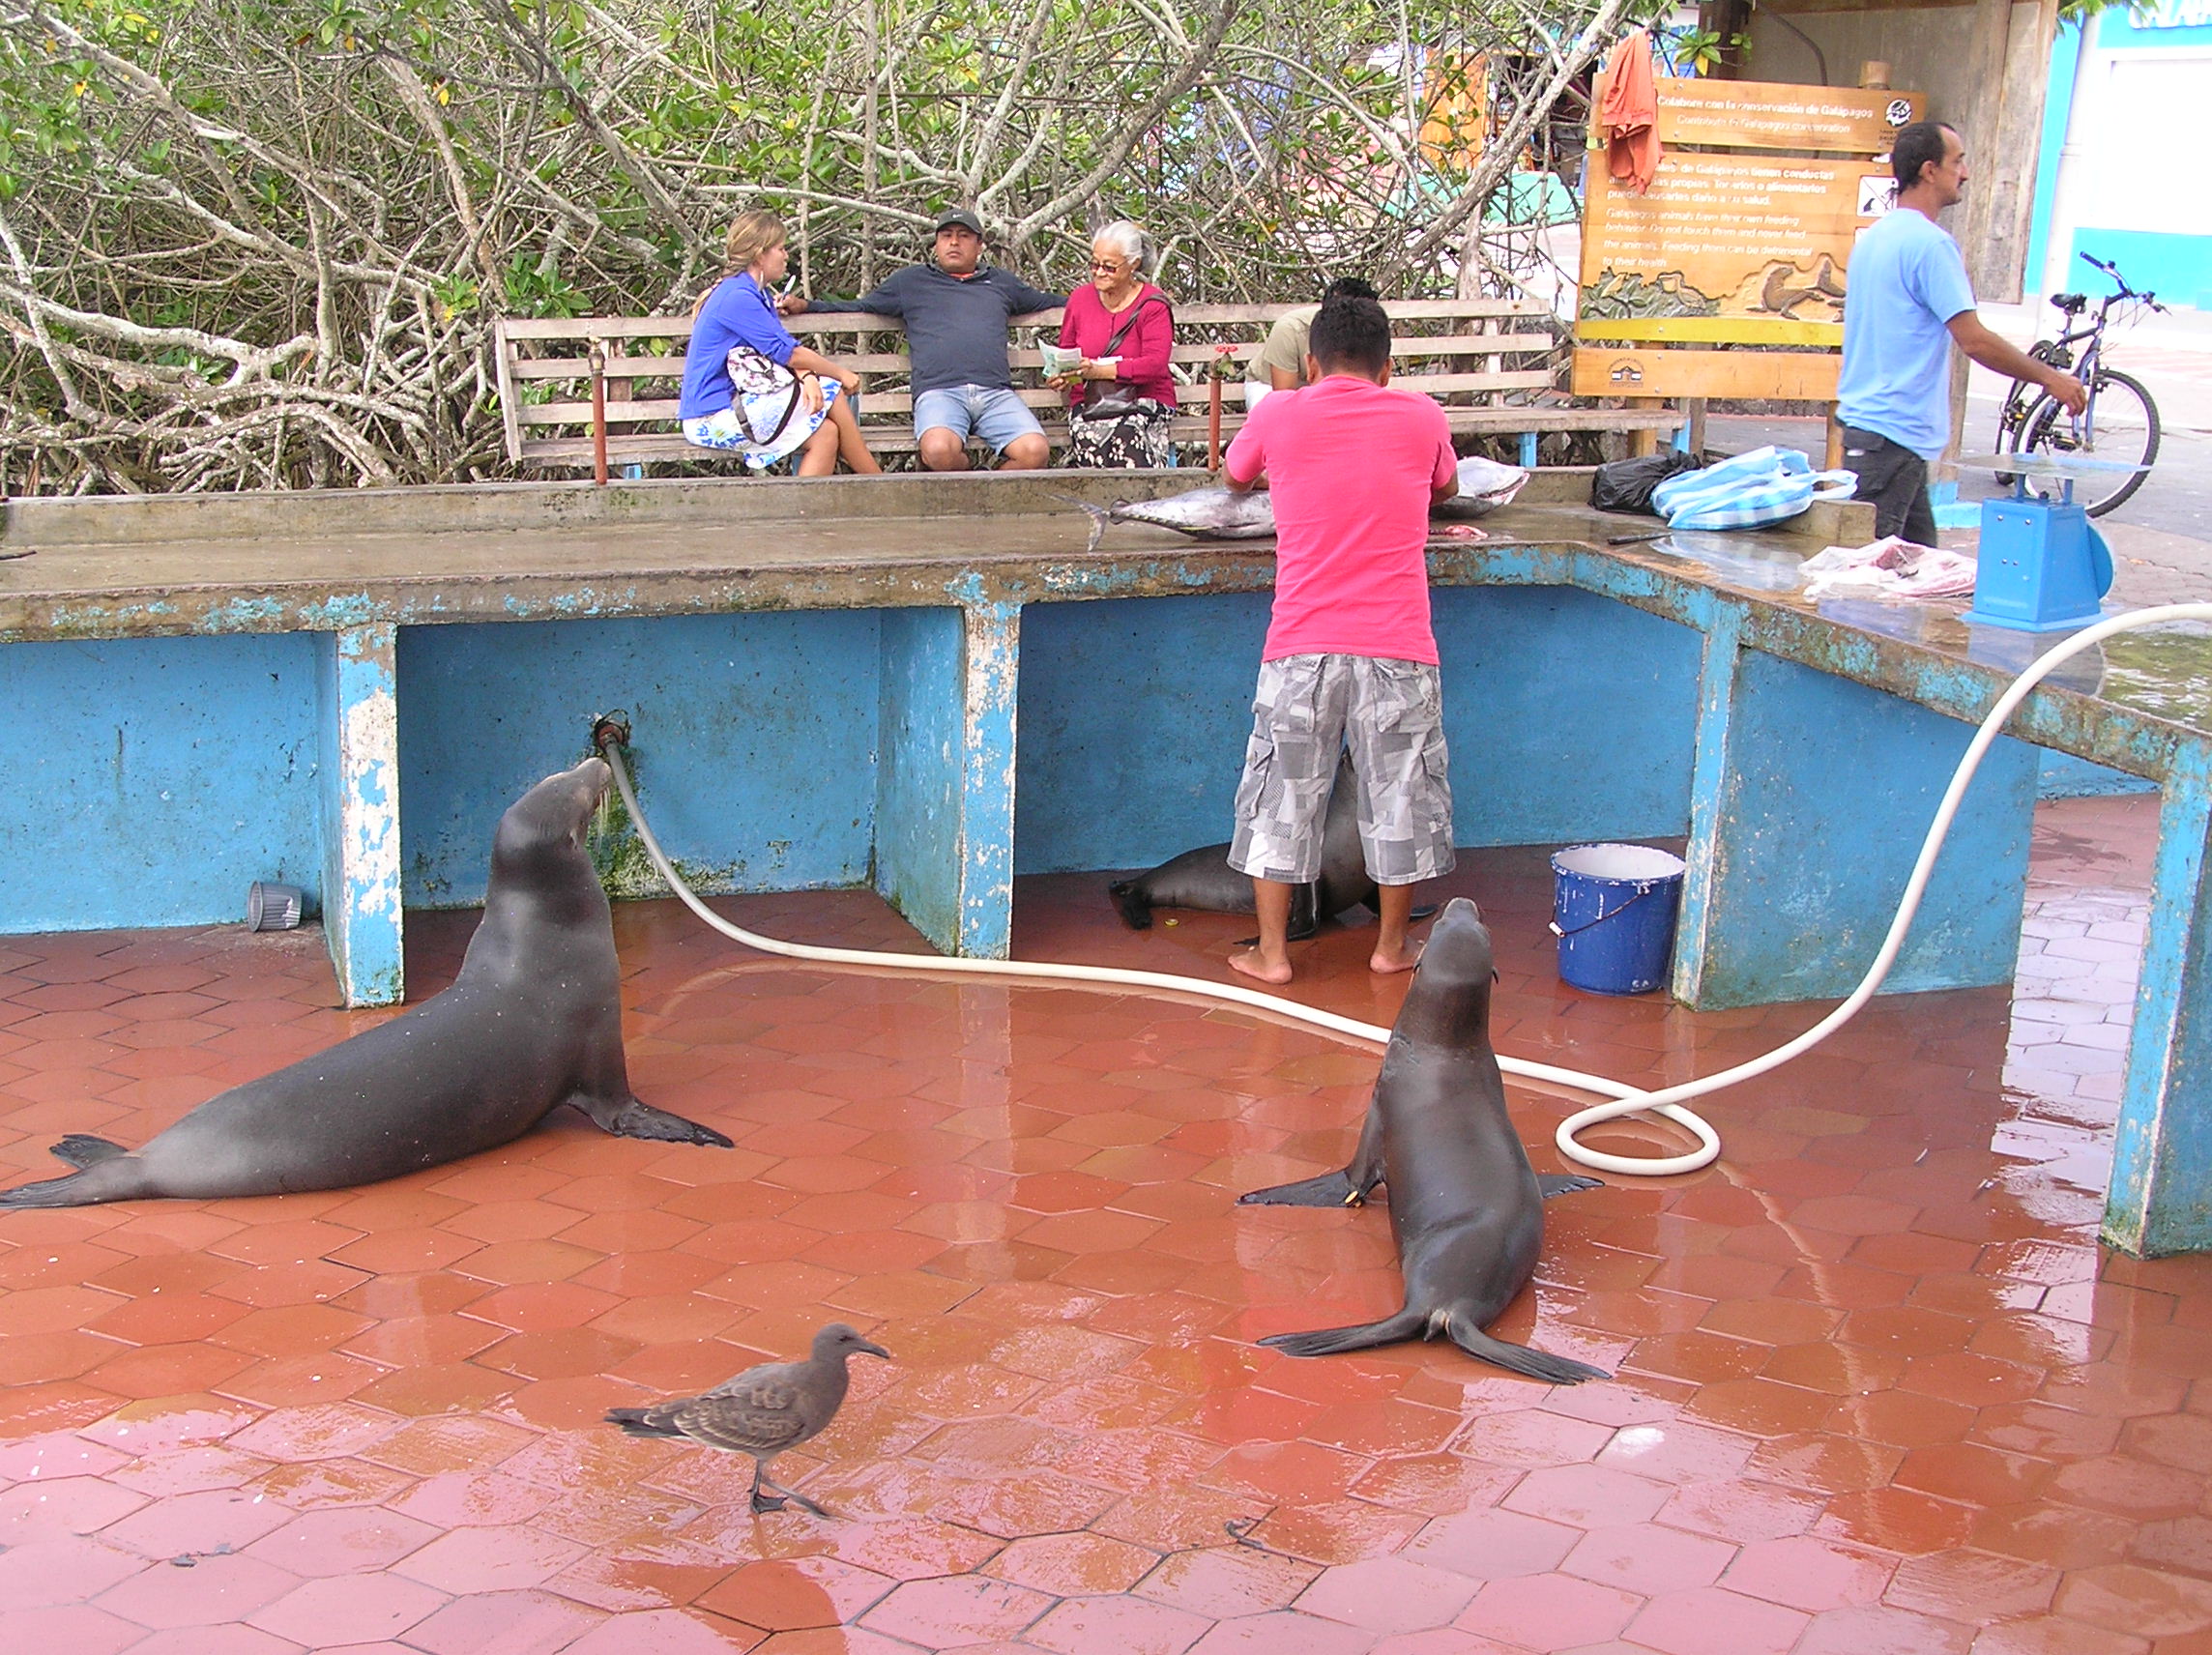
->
[590, 340, 609, 487]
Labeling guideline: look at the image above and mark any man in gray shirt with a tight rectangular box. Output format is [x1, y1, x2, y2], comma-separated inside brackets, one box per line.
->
[784, 209, 1064, 471]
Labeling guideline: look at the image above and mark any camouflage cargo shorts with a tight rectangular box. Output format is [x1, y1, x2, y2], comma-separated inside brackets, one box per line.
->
[1228, 653, 1456, 886]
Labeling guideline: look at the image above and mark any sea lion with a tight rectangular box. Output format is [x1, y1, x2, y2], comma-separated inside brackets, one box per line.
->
[1110, 751, 1377, 941]
[1240, 896, 1608, 1382]
[0, 757, 731, 1208]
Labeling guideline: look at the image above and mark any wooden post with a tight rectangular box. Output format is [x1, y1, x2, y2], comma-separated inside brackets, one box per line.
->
[589, 340, 609, 487]
[1824, 409, 1846, 473]
[1629, 399, 1662, 457]
[1685, 396, 1708, 461]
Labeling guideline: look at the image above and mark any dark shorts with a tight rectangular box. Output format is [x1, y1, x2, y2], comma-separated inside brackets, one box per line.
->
[1840, 426, 1939, 545]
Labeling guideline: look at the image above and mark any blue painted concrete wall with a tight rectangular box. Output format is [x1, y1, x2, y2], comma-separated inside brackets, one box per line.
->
[395, 614, 881, 907]
[2062, 230, 2212, 314]
[0, 634, 323, 931]
[875, 608, 966, 947]
[1012, 587, 1702, 875]
[2040, 749, 2160, 799]
[1432, 587, 1701, 847]
[1014, 594, 1270, 874]
[1687, 651, 2037, 1006]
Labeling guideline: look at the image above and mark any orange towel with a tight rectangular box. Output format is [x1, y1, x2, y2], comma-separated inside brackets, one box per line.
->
[1595, 28, 1661, 195]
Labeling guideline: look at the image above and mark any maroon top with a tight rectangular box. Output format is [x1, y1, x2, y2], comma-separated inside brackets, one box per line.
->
[1058, 282, 1178, 409]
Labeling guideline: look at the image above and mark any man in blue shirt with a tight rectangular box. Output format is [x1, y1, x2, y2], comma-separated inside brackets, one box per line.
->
[1838, 121, 2084, 543]
[783, 209, 1065, 472]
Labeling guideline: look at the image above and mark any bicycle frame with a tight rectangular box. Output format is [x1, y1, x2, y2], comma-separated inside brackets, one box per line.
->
[1996, 257, 2151, 450]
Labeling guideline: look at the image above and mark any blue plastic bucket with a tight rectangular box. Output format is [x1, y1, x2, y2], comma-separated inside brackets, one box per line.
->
[1549, 843, 1685, 995]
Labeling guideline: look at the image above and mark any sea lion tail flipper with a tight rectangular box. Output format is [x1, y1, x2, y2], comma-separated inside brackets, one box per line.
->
[0, 1152, 151, 1208]
[1260, 1308, 1426, 1358]
[52, 1134, 128, 1168]
[1108, 880, 1152, 930]
[1536, 1174, 1604, 1199]
[576, 1094, 734, 1148]
[1238, 1168, 1369, 1207]
[1446, 1320, 1610, 1385]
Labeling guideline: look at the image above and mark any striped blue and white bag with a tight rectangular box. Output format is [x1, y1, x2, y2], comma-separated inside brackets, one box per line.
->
[1650, 446, 1856, 532]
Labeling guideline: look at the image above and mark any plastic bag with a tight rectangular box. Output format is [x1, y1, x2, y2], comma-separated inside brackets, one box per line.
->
[1589, 450, 1701, 515]
[1800, 537, 1978, 600]
[1433, 454, 1530, 520]
[1650, 446, 1856, 532]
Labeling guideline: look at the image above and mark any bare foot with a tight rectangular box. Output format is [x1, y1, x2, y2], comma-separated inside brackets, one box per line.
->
[1369, 943, 1422, 975]
[1229, 947, 1295, 986]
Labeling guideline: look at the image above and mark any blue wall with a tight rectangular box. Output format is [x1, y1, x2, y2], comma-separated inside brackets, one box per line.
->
[2064, 230, 2212, 314]
[395, 613, 882, 906]
[0, 634, 324, 930]
[875, 608, 968, 946]
[1012, 587, 1703, 874]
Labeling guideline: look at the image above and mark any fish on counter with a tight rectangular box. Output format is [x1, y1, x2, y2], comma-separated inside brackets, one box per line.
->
[1066, 455, 1528, 553]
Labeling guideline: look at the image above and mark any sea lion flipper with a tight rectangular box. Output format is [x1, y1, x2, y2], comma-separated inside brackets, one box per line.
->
[0, 1152, 151, 1208]
[1108, 880, 1152, 930]
[1260, 1308, 1425, 1357]
[1445, 1321, 1610, 1385]
[1536, 1175, 1603, 1200]
[1238, 1169, 1364, 1207]
[52, 1134, 128, 1168]
[575, 1095, 734, 1147]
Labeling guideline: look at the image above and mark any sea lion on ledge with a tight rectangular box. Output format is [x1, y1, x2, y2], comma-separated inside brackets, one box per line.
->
[1240, 896, 1608, 1383]
[0, 757, 731, 1208]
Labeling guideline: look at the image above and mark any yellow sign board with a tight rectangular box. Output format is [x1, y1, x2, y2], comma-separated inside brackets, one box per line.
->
[1580, 153, 1895, 333]
[1655, 80, 1924, 156]
[1571, 346, 1842, 402]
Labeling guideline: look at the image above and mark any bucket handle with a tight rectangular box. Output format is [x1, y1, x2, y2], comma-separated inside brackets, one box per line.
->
[1549, 885, 1659, 940]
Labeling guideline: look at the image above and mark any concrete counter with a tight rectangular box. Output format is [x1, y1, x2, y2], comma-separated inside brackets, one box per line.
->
[4, 472, 2208, 1253]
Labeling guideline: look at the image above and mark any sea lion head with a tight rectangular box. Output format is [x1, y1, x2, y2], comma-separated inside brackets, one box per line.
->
[1393, 897, 1497, 1051]
[491, 757, 611, 890]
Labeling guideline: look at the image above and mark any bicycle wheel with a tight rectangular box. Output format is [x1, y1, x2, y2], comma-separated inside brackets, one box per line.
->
[2023, 367, 2161, 516]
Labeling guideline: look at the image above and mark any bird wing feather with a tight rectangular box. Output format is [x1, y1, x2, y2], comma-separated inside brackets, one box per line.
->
[674, 1392, 811, 1453]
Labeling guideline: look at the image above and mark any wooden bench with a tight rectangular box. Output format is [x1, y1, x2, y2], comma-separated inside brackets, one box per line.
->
[493, 299, 1682, 475]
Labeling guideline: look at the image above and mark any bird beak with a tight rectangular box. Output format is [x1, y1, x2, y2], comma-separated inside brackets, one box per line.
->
[858, 1339, 891, 1361]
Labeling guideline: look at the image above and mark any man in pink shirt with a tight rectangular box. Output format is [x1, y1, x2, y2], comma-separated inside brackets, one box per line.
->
[1222, 291, 1460, 985]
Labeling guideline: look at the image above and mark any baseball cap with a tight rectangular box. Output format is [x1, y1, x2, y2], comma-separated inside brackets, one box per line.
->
[932, 208, 985, 238]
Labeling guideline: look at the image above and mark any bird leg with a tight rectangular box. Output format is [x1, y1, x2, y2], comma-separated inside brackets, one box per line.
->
[748, 1461, 788, 1514]
[760, 1471, 833, 1520]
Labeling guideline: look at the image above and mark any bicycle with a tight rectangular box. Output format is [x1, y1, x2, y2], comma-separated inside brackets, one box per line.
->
[1994, 253, 2166, 517]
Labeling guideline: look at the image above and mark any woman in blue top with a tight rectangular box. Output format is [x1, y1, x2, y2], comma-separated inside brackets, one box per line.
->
[680, 212, 881, 476]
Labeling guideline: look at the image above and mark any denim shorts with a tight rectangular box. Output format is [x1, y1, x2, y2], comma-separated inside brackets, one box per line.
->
[913, 385, 1045, 454]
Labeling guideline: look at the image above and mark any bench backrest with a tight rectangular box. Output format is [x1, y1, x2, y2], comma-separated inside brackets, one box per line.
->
[493, 298, 1561, 468]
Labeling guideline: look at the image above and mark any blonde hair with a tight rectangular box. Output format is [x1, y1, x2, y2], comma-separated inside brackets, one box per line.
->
[724, 210, 787, 276]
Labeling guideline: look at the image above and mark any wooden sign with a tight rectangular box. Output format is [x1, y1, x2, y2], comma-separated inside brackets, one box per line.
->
[1654, 80, 1924, 156]
[1571, 345, 1841, 401]
[1578, 152, 1897, 340]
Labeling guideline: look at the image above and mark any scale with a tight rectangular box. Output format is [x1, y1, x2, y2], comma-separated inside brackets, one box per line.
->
[1952, 451, 2142, 632]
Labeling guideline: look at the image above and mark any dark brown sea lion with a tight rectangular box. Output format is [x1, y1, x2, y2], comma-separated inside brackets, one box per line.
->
[0, 757, 731, 1208]
[1240, 896, 1608, 1382]
[1110, 751, 1394, 941]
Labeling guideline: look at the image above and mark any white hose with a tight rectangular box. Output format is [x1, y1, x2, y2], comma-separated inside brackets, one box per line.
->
[599, 601, 2206, 1179]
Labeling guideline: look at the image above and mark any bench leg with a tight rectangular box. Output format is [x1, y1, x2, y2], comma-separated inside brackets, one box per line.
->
[1674, 628, 2036, 1009]
[317, 624, 404, 1007]
[2108, 747, 2212, 1256]
[875, 602, 1020, 958]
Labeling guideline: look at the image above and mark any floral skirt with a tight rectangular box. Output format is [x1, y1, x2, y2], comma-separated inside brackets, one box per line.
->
[683, 380, 839, 470]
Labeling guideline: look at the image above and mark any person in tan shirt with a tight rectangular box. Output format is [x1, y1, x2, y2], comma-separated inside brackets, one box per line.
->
[1243, 277, 1377, 410]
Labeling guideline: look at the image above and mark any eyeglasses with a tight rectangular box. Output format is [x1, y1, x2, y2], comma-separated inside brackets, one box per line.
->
[1089, 259, 1128, 274]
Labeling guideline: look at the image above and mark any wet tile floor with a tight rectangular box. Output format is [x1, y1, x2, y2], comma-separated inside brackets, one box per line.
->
[2, 795, 2208, 1655]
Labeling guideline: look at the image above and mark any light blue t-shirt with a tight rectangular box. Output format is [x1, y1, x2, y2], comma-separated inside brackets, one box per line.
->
[1837, 209, 1977, 459]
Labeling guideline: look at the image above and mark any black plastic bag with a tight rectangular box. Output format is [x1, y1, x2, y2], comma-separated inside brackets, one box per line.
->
[1590, 450, 1701, 516]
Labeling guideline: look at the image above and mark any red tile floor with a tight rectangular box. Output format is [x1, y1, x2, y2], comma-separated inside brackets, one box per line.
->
[3, 795, 2209, 1655]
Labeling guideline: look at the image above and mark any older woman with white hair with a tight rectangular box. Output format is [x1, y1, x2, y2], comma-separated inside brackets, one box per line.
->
[1051, 218, 1177, 468]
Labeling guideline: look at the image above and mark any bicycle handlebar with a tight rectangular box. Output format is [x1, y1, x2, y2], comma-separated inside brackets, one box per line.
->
[2079, 250, 2163, 308]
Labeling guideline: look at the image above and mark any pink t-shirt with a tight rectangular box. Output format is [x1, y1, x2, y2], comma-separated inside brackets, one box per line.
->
[1224, 376, 1456, 665]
